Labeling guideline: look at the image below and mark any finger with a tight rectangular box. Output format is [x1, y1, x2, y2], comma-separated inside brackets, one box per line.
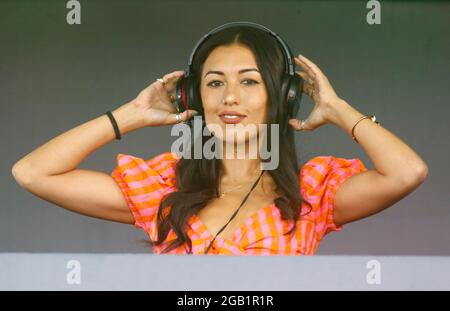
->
[163, 70, 185, 83]
[296, 71, 311, 81]
[305, 84, 315, 98]
[297, 71, 315, 87]
[296, 71, 314, 94]
[295, 59, 315, 80]
[162, 71, 185, 92]
[294, 56, 316, 80]
[296, 56, 329, 93]
[288, 118, 307, 131]
[296, 71, 314, 86]
[297, 54, 323, 77]
[164, 70, 185, 80]
[153, 79, 167, 93]
[156, 71, 181, 90]
[169, 109, 198, 125]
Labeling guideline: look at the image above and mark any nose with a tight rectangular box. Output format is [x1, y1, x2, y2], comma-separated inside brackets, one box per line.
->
[222, 84, 240, 105]
[222, 95, 239, 105]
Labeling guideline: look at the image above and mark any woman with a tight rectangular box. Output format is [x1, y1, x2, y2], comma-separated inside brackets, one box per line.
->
[12, 25, 428, 255]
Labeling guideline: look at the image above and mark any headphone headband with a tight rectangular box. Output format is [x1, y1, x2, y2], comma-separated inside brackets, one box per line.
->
[175, 21, 303, 126]
[186, 21, 295, 77]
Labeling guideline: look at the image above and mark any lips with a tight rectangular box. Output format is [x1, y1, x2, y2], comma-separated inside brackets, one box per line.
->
[218, 111, 247, 124]
[219, 114, 246, 124]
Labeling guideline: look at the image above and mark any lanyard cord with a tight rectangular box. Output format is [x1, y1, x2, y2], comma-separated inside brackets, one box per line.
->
[203, 169, 266, 255]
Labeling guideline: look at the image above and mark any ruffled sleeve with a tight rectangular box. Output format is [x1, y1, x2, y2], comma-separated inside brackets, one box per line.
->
[300, 155, 367, 241]
[110, 151, 179, 240]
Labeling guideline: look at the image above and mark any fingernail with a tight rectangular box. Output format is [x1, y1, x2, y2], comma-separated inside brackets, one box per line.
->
[191, 111, 199, 116]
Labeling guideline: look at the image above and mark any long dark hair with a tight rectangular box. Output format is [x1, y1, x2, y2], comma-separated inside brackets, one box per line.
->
[152, 25, 312, 253]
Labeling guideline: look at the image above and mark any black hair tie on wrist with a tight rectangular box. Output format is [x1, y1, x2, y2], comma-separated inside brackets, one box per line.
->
[105, 111, 121, 140]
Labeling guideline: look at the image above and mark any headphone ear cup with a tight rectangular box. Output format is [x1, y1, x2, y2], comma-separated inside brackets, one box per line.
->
[280, 75, 290, 120]
[185, 75, 203, 115]
[175, 76, 187, 113]
[286, 74, 303, 120]
[178, 75, 204, 130]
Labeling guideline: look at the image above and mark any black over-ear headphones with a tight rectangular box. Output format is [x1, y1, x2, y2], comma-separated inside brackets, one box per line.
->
[174, 21, 304, 127]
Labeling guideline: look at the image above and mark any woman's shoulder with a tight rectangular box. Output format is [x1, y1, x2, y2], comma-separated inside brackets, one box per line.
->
[112, 151, 180, 187]
[298, 154, 367, 238]
[300, 154, 367, 196]
[110, 151, 180, 235]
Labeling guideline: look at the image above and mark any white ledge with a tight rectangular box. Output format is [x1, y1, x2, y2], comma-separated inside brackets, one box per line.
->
[1, 253, 449, 290]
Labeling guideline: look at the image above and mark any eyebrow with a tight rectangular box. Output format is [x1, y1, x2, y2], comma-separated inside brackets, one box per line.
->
[204, 68, 260, 78]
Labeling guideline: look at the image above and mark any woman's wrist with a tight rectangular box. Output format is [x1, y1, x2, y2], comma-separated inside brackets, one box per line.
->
[111, 101, 146, 136]
[325, 99, 365, 137]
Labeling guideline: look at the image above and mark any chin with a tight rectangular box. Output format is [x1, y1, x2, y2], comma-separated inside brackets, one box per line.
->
[222, 130, 257, 145]
[206, 120, 260, 142]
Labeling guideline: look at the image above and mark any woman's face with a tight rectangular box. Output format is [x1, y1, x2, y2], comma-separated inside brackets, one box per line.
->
[200, 44, 269, 145]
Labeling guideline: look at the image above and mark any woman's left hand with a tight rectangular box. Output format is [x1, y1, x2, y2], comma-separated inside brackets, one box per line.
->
[289, 54, 344, 131]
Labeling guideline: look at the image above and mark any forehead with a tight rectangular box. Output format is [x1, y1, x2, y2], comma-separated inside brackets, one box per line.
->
[202, 44, 258, 72]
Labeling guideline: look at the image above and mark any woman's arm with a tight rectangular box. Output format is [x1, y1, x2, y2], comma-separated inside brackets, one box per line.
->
[290, 54, 428, 226]
[328, 99, 428, 226]
[12, 102, 143, 180]
[327, 99, 428, 182]
[11, 70, 195, 224]
[11, 102, 144, 224]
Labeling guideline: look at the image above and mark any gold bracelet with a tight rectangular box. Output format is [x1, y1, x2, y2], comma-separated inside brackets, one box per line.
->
[351, 115, 380, 144]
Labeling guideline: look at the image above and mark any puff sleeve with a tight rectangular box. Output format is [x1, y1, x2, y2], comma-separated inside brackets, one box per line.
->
[300, 155, 367, 241]
[110, 151, 179, 241]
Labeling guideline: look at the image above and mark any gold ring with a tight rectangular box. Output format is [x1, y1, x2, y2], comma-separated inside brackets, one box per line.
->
[157, 78, 166, 86]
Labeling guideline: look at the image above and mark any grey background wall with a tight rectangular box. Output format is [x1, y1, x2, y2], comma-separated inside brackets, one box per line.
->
[1, 0, 449, 255]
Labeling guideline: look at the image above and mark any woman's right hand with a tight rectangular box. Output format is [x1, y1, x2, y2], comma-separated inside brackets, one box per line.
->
[131, 70, 199, 127]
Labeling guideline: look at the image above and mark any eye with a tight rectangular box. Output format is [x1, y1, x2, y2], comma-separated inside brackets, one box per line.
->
[243, 79, 259, 85]
[207, 80, 222, 87]
[206, 79, 259, 87]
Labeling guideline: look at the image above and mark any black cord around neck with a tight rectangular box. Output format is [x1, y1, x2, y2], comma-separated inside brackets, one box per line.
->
[203, 169, 265, 254]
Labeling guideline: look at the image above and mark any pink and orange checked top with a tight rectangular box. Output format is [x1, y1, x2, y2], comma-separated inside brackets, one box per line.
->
[111, 152, 367, 255]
